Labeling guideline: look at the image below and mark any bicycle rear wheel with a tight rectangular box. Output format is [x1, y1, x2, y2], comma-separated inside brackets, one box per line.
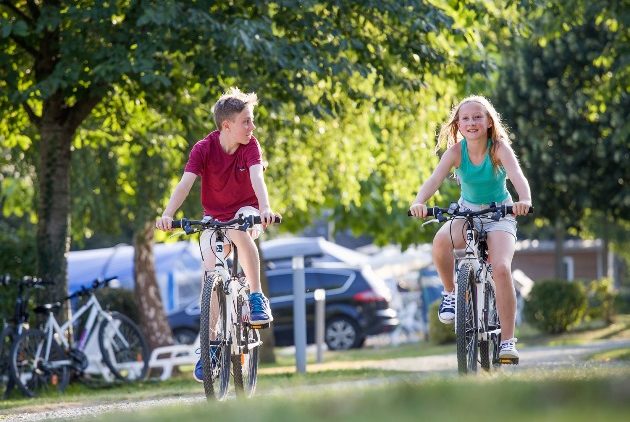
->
[10, 329, 70, 397]
[456, 263, 478, 374]
[200, 273, 230, 400]
[480, 280, 500, 370]
[98, 312, 149, 382]
[232, 294, 260, 397]
[0, 328, 15, 397]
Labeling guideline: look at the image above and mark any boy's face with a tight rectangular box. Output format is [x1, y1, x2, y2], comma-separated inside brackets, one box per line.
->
[224, 106, 256, 145]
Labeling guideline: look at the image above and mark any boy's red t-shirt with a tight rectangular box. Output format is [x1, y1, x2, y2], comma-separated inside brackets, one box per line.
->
[184, 130, 261, 221]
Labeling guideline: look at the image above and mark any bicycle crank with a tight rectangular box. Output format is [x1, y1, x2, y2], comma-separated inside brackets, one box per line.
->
[69, 348, 89, 371]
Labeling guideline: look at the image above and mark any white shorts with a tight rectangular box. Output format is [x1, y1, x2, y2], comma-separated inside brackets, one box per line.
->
[199, 206, 262, 267]
[458, 197, 517, 239]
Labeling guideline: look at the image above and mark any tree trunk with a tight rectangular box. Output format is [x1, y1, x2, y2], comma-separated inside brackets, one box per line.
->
[255, 238, 276, 364]
[133, 221, 174, 350]
[36, 123, 73, 311]
[554, 219, 566, 279]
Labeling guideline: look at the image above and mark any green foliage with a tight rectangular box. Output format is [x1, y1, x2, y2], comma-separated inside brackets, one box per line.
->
[584, 278, 617, 324]
[494, 1, 630, 229]
[524, 279, 588, 334]
[428, 300, 456, 344]
[613, 290, 630, 314]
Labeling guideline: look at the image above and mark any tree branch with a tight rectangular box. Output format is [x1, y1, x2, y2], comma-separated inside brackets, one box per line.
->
[1, 1, 35, 26]
[65, 90, 106, 133]
[10, 34, 38, 57]
[23, 101, 41, 126]
[26, 0, 40, 21]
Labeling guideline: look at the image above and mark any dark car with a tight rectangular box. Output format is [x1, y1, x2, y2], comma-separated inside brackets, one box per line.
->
[167, 265, 399, 350]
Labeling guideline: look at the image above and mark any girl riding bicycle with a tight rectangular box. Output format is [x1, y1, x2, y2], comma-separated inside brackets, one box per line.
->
[409, 95, 532, 362]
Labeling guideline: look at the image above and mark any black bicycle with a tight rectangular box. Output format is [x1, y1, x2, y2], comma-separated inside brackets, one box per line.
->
[173, 214, 280, 400]
[410, 202, 532, 373]
[0, 275, 53, 398]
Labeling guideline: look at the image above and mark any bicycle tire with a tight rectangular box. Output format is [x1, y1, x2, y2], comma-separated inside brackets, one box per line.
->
[10, 329, 70, 397]
[232, 294, 259, 397]
[456, 263, 478, 374]
[98, 312, 149, 382]
[200, 273, 230, 400]
[0, 327, 15, 397]
[480, 280, 500, 370]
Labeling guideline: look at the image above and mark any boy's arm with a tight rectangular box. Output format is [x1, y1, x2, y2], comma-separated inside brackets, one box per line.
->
[249, 164, 275, 225]
[156, 172, 197, 231]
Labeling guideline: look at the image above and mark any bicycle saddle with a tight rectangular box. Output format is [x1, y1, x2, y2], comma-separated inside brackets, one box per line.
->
[33, 302, 63, 314]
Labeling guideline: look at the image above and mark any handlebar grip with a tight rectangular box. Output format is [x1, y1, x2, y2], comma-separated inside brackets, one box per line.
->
[505, 206, 534, 215]
[171, 219, 184, 229]
[252, 215, 282, 224]
[407, 208, 435, 217]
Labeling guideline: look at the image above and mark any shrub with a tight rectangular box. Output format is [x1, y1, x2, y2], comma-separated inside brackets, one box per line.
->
[428, 300, 456, 344]
[93, 287, 140, 324]
[524, 279, 587, 334]
[613, 290, 630, 314]
[584, 278, 616, 324]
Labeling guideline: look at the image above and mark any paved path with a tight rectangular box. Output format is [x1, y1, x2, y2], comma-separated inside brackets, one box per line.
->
[2, 339, 629, 422]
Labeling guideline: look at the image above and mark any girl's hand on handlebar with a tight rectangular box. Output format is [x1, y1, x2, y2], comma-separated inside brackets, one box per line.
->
[512, 200, 532, 216]
[409, 203, 428, 218]
[260, 207, 280, 228]
[155, 215, 174, 231]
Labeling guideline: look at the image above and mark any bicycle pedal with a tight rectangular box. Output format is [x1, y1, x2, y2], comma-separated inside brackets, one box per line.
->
[498, 357, 519, 365]
[249, 322, 270, 329]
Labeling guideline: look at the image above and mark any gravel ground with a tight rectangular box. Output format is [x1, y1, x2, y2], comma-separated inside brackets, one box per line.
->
[2, 338, 629, 422]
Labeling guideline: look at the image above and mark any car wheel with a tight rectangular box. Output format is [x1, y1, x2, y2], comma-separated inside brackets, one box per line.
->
[325, 316, 363, 350]
[173, 328, 198, 345]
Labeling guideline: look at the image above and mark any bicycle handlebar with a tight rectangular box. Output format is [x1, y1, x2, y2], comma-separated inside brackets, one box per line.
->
[65, 276, 118, 300]
[172, 214, 282, 235]
[1, 274, 55, 289]
[407, 202, 534, 221]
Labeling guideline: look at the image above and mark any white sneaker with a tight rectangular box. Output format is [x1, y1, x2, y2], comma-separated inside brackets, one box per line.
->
[499, 337, 519, 361]
[438, 290, 455, 324]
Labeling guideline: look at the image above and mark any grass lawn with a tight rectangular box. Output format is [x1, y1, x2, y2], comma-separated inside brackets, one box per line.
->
[1, 314, 628, 417]
[89, 365, 630, 422]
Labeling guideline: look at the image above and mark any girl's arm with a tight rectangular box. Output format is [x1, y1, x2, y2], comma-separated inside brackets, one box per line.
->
[249, 164, 276, 225]
[410, 144, 459, 217]
[497, 142, 532, 216]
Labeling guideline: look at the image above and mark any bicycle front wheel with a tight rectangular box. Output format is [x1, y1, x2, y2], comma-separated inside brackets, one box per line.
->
[456, 263, 478, 374]
[200, 273, 230, 400]
[10, 329, 70, 397]
[232, 295, 260, 397]
[98, 312, 149, 382]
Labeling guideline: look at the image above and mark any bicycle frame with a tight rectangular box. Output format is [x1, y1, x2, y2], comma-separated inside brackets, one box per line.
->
[455, 218, 499, 343]
[39, 294, 127, 369]
[206, 230, 261, 356]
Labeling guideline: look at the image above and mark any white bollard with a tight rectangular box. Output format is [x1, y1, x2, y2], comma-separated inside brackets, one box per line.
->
[314, 288, 326, 363]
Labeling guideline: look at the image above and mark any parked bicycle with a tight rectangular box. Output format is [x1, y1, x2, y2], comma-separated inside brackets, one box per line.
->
[173, 214, 281, 400]
[10, 277, 149, 397]
[0, 275, 52, 398]
[410, 202, 532, 374]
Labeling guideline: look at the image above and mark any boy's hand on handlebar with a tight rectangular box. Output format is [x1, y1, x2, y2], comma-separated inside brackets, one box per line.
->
[512, 200, 532, 216]
[155, 215, 174, 231]
[409, 203, 428, 218]
[260, 207, 279, 227]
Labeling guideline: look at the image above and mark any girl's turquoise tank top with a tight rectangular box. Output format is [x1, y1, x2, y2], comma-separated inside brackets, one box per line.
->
[455, 139, 509, 204]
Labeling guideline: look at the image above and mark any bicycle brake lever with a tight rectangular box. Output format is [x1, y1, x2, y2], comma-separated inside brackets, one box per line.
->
[422, 219, 439, 227]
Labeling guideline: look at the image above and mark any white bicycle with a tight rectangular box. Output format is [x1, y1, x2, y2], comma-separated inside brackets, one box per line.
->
[10, 278, 149, 397]
[412, 202, 532, 373]
[173, 214, 281, 400]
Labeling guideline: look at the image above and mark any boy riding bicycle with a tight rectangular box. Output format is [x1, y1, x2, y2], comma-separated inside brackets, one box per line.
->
[155, 87, 278, 381]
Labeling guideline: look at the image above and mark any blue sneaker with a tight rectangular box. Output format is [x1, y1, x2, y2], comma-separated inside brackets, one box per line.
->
[193, 346, 219, 383]
[249, 292, 273, 326]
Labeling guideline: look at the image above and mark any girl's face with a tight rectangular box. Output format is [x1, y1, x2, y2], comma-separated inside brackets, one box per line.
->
[457, 101, 492, 142]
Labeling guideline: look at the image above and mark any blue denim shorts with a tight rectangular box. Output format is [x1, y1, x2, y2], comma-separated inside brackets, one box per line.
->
[457, 197, 517, 239]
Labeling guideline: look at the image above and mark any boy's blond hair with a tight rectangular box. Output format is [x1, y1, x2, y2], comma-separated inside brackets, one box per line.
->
[437, 95, 511, 170]
[212, 87, 259, 130]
